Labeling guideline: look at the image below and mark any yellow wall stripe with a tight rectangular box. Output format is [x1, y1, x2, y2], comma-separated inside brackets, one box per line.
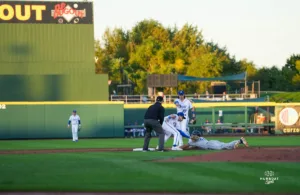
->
[1, 101, 300, 107]
[0, 101, 124, 105]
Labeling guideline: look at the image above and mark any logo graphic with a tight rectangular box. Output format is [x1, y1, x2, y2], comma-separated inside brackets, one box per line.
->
[279, 107, 299, 126]
[260, 171, 279, 185]
[0, 104, 6, 109]
[51, 3, 86, 23]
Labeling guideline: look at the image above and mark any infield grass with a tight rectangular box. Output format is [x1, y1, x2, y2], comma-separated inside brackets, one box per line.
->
[0, 136, 300, 193]
[0, 136, 300, 150]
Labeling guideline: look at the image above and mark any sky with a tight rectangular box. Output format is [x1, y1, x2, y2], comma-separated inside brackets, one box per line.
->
[93, 0, 300, 68]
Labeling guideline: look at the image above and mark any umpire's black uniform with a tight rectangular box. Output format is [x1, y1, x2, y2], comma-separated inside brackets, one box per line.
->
[143, 96, 166, 151]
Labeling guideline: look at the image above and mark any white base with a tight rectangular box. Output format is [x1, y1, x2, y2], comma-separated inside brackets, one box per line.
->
[132, 148, 156, 152]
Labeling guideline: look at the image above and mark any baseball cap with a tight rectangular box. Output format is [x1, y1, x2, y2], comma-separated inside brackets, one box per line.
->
[73, 110, 77, 113]
[156, 96, 163, 102]
[177, 112, 186, 119]
[178, 90, 184, 96]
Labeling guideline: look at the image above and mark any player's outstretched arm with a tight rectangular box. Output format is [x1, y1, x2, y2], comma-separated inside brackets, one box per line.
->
[180, 144, 191, 150]
[180, 144, 199, 150]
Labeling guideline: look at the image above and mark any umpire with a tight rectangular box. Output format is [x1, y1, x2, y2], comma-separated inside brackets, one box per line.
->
[143, 96, 166, 152]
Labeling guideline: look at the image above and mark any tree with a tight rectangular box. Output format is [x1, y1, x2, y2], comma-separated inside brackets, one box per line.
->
[284, 54, 300, 73]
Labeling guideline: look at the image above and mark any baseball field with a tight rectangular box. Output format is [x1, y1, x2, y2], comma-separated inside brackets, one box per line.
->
[0, 136, 300, 195]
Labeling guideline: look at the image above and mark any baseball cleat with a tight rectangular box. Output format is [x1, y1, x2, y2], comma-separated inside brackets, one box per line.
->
[172, 146, 183, 151]
[240, 137, 249, 147]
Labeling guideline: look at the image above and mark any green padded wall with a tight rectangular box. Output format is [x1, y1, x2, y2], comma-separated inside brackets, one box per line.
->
[0, 103, 124, 139]
[0, 2, 108, 101]
[0, 24, 94, 75]
[0, 74, 108, 101]
[124, 107, 254, 125]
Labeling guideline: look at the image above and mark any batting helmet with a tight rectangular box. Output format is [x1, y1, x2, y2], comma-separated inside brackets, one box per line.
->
[178, 90, 185, 96]
[191, 130, 201, 136]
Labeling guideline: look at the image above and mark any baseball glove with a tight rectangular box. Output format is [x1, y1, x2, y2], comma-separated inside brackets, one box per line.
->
[189, 117, 196, 124]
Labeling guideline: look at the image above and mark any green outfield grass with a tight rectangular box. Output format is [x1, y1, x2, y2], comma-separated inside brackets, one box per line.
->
[0, 136, 300, 193]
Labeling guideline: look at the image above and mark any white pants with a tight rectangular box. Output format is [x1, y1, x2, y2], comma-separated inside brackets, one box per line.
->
[180, 118, 190, 135]
[162, 123, 182, 147]
[72, 125, 78, 141]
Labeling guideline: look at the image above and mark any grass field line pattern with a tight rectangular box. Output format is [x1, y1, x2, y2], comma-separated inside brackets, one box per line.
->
[1, 136, 300, 150]
[1, 137, 300, 193]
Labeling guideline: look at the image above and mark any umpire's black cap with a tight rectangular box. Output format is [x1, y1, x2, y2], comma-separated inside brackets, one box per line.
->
[156, 96, 164, 102]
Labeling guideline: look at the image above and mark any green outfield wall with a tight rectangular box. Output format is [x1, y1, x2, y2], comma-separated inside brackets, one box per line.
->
[0, 102, 124, 139]
[124, 107, 255, 125]
[0, 74, 108, 101]
[0, 1, 108, 101]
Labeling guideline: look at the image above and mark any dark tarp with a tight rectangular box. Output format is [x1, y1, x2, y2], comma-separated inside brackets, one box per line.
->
[177, 72, 246, 81]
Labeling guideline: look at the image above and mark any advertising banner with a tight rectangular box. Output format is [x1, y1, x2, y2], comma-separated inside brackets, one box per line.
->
[275, 106, 300, 133]
[0, 1, 93, 24]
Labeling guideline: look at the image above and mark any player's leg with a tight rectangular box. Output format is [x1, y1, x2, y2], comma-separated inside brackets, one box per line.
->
[162, 124, 172, 142]
[152, 121, 165, 151]
[74, 125, 78, 141]
[157, 124, 171, 149]
[206, 140, 223, 150]
[170, 127, 182, 150]
[71, 125, 76, 141]
[220, 140, 240, 149]
[163, 123, 182, 150]
[142, 121, 152, 151]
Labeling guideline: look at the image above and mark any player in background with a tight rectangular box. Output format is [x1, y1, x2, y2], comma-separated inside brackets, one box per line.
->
[180, 130, 249, 150]
[174, 90, 196, 145]
[68, 110, 81, 142]
[156, 112, 186, 151]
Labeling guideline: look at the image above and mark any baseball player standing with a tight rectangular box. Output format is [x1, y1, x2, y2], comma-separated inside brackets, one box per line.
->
[174, 90, 196, 145]
[68, 110, 81, 142]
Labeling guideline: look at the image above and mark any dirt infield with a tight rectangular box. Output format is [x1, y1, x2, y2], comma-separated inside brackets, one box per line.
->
[158, 147, 300, 162]
[1, 147, 300, 163]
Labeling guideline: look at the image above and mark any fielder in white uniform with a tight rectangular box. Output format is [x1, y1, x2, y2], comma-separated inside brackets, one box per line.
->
[174, 90, 195, 146]
[68, 110, 81, 142]
[159, 112, 186, 151]
[180, 130, 249, 150]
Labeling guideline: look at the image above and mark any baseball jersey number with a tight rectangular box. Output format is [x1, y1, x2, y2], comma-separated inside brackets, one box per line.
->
[173, 122, 177, 127]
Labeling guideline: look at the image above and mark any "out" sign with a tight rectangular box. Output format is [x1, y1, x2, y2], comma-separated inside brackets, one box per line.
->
[0, 4, 46, 21]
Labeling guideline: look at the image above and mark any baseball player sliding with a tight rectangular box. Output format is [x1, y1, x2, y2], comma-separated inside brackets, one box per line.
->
[174, 90, 196, 146]
[180, 130, 249, 150]
[156, 112, 186, 151]
[68, 110, 81, 142]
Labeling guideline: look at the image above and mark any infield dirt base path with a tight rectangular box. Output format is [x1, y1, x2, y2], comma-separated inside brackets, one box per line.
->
[1, 147, 300, 163]
[158, 146, 300, 162]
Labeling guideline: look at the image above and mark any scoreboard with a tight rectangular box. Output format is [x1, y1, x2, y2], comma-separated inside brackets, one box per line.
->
[147, 74, 178, 87]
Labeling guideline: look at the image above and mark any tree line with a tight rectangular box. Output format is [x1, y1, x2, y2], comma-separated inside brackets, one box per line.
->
[95, 19, 300, 95]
